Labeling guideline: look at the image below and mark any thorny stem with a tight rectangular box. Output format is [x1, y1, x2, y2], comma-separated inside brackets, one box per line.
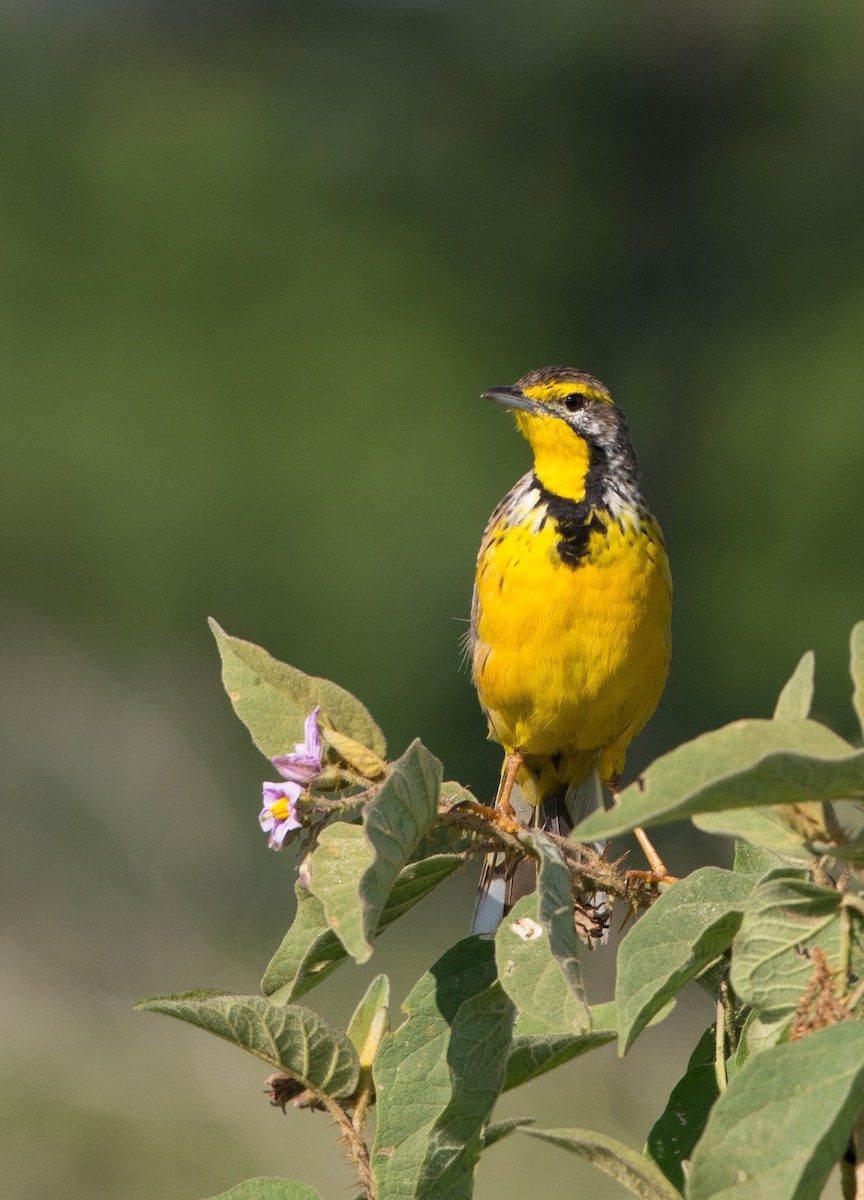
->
[440, 803, 658, 915]
[322, 1096, 375, 1199]
[811, 856, 836, 889]
[352, 1088, 373, 1135]
[721, 976, 739, 1054]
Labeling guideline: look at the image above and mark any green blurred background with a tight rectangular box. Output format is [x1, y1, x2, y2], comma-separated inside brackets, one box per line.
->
[2, 1, 863, 1197]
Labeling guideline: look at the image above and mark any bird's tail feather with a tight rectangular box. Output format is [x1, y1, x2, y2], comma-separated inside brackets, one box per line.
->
[471, 760, 610, 943]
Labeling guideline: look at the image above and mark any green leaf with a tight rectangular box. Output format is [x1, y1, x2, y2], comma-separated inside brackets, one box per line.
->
[687, 1021, 864, 1200]
[262, 855, 463, 1002]
[693, 807, 810, 859]
[321, 726, 387, 779]
[375, 854, 465, 917]
[135, 991, 359, 1099]
[371, 937, 515, 1200]
[412, 781, 477, 858]
[733, 839, 791, 875]
[575, 719, 862, 840]
[494, 831, 590, 1035]
[732, 1009, 791, 1074]
[686, 1023, 720, 1070]
[347, 974, 389, 1069]
[208, 619, 386, 759]
[852, 622, 864, 739]
[522, 1128, 682, 1200]
[645, 1063, 718, 1194]
[616, 868, 759, 1053]
[261, 884, 346, 1002]
[482, 1117, 535, 1148]
[504, 1001, 618, 1091]
[205, 1182, 321, 1200]
[729, 877, 845, 1021]
[299, 825, 374, 960]
[773, 651, 815, 720]
[693, 958, 729, 1003]
[304, 740, 443, 962]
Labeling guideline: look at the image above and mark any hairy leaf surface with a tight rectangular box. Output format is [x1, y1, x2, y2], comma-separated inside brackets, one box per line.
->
[729, 877, 847, 1020]
[852, 621, 864, 738]
[773, 651, 815, 721]
[371, 937, 514, 1200]
[494, 831, 590, 1035]
[209, 619, 386, 758]
[576, 719, 861, 840]
[692, 806, 810, 858]
[616, 868, 758, 1053]
[504, 1001, 617, 1091]
[524, 1128, 682, 1200]
[205, 1181, 321, 1200]
[304, 740, 442, 962]
[262, 854, 462, 1002]
[136, 991, 359, 1098]
[688, 1022, 864, 1200]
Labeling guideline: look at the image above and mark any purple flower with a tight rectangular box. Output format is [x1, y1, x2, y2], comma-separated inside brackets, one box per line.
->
[271, 706, 323, 784]
[259, 781, 303, 850]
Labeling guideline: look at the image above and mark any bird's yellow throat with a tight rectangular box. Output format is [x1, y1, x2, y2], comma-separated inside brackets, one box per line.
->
[515, 410, 593, 502]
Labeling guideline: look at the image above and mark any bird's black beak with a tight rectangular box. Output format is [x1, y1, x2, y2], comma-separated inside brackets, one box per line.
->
[481, 386, 541, 415]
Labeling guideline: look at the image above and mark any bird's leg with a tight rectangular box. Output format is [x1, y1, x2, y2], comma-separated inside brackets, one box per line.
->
[607, 774, 674, 883]
[632, 827, 671, 880]
[496, 751, 524, 823]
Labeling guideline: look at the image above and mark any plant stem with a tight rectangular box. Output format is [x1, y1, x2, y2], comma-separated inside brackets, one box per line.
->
[324, 1097, 375, 1199]
[714, 999, 728, 1093]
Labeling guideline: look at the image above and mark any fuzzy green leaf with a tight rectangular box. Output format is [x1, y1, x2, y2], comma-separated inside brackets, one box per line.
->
[523, 1128, 682, 1200]
[304, 740, 442, 962]
[205, 1182, 321, 1200]
[693, 806, 810, 858]
[261, 884, 346, 1002]
[494, 831, 590, 1035]
[645, 1064, 718, 1193]
[732, 1009, 791, 1074]
[575, 719, 862, 840]
[301, 824, 373, 958]
[852, 622, 864, 739]
[371, 937, 515, 1200]
[208, 619, 386, 759]
[373, 854, 465, 918]
[773, 652, 815, 720]
[729, 877, 846, 1021]
[616, 868, 759, 1053]
[135, 991, 359, 1099]
[482, 1117, 535, 1148]
[504, 1001, 617, 1091]
[347, 974, 389, 1069]
[687, 1022, 864, 1200]
[732, 840, 792, 875]
[263, 854, 463, 1002]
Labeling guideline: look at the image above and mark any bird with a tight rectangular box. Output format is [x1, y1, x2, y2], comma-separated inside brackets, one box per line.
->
[468, 365, 672, 934]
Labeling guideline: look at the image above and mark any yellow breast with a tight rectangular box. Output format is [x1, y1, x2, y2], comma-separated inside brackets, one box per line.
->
[472, 486, 671, 787]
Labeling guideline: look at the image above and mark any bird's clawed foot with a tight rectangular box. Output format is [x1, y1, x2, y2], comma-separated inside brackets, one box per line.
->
[457, 799, 523, 837]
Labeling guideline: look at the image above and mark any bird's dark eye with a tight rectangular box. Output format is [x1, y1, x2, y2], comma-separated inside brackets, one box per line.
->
[563, 393, 584, 412]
